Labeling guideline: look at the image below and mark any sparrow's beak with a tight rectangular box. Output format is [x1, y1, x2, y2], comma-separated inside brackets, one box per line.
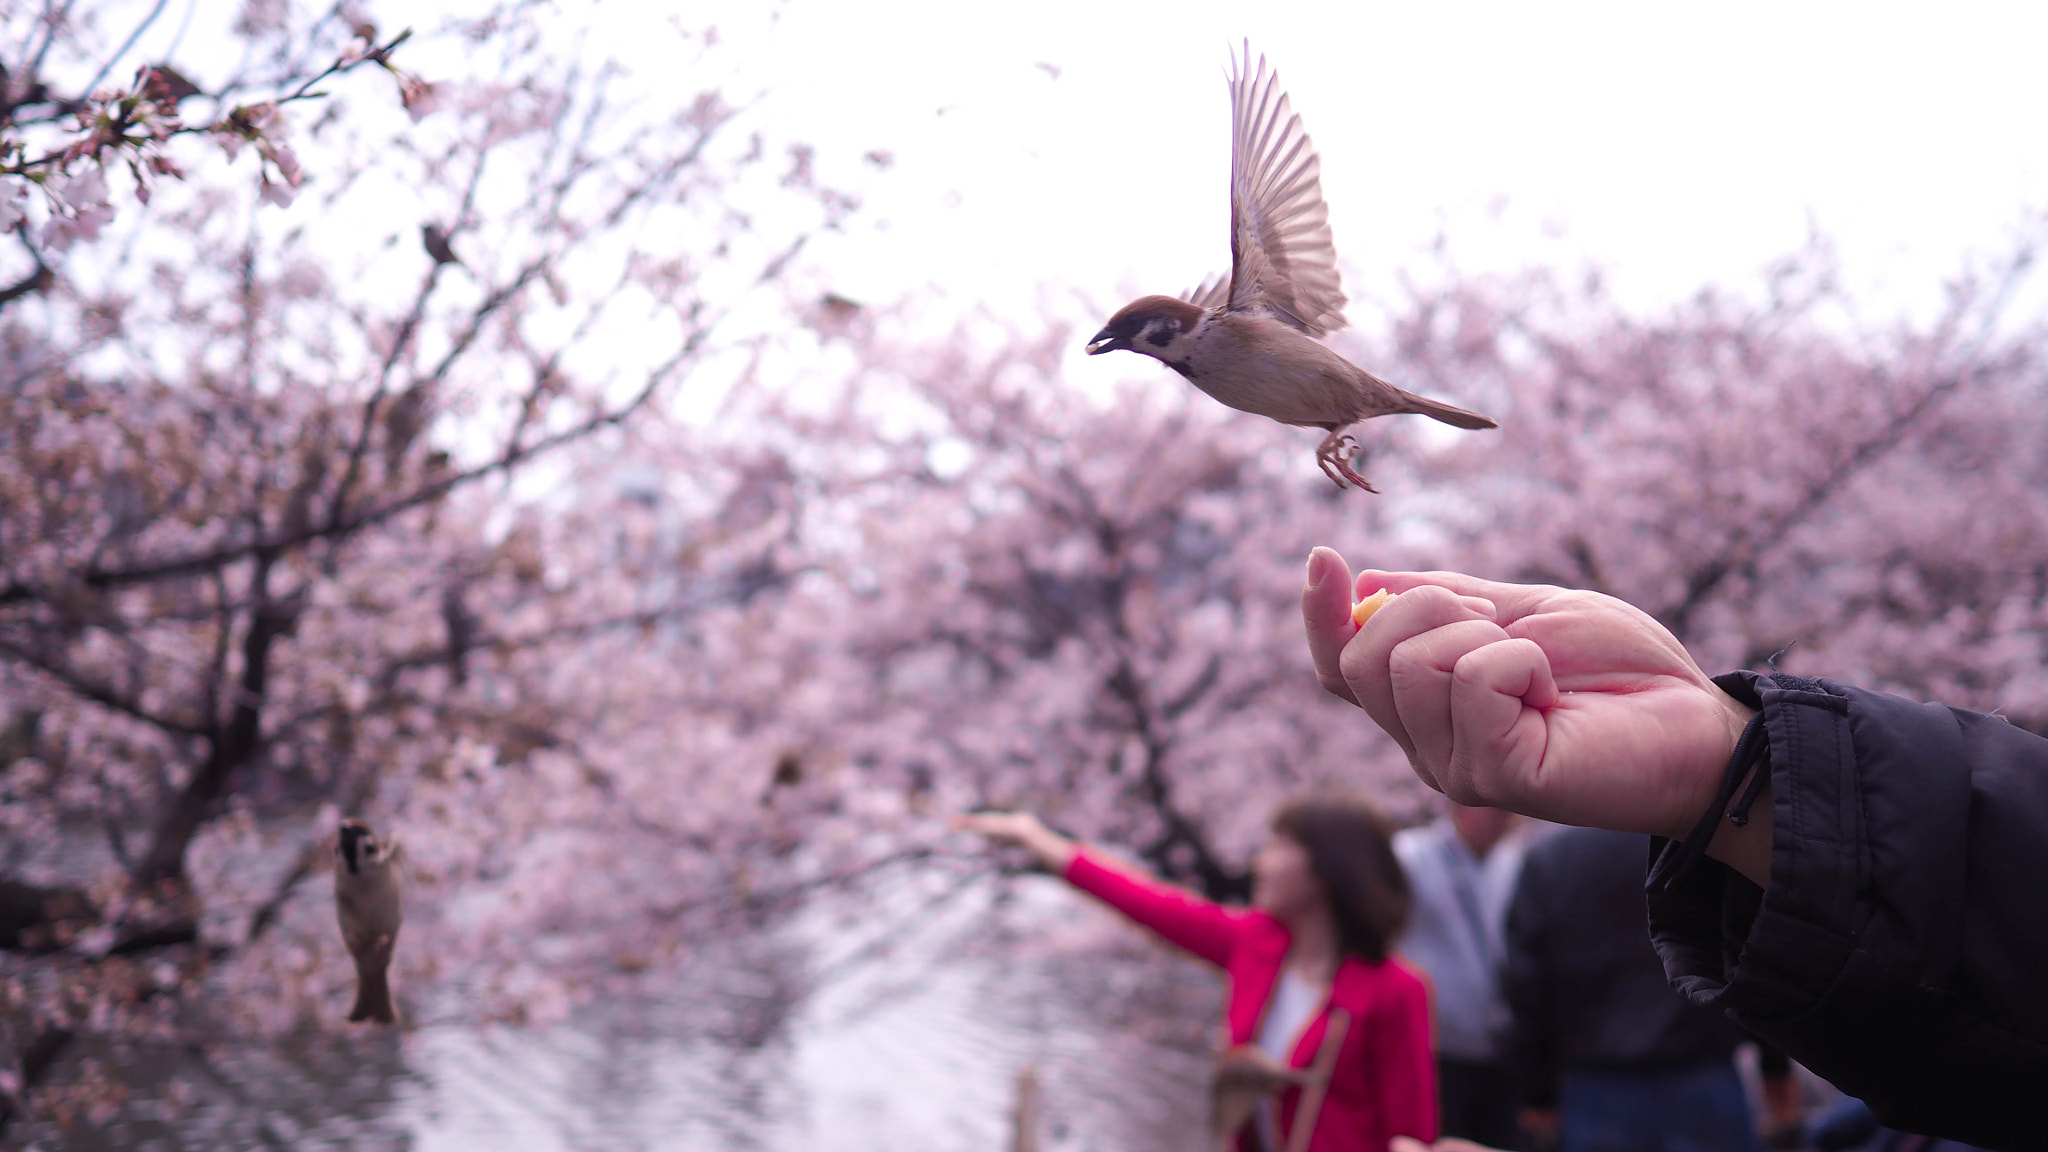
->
[1084, 329, 1117, 355]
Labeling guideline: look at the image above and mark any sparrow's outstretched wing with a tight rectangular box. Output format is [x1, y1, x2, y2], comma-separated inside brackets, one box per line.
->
[1225, 42, 1348, 337]
[1182, 273, 1231, 312]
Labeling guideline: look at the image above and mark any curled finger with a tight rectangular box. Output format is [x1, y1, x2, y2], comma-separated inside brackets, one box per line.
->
[1442, 637, 1558, 808]
[1386, 616, 1514, 783]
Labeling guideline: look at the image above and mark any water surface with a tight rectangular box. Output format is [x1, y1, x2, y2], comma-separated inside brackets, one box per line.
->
[12, 873, 1224, 1151]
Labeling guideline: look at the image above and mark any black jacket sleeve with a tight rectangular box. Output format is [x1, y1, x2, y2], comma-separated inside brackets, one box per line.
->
[1647, 671, 2048, 1151]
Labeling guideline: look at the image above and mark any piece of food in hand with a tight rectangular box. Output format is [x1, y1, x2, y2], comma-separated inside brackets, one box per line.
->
[1350, 588, 1396, 626]
[333, 818, 405, 1024]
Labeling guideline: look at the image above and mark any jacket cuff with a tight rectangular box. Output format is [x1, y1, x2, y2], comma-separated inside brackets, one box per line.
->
[1650, 672, 2048, 1145]
[1650, 671, 1869, 1019]
[1647, 672, 1973, 1048]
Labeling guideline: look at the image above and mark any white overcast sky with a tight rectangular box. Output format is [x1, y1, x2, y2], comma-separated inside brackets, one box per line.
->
[68, 0, 2047, 377]
[705, 0, 2046, 335]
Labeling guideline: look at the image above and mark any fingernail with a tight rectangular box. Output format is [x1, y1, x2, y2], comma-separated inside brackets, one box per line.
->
[1459, 596, 1498, 618]
[1306, 549, 1331, 588]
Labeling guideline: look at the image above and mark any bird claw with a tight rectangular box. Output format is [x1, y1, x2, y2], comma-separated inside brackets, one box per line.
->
[1316, 434, 1378, 493]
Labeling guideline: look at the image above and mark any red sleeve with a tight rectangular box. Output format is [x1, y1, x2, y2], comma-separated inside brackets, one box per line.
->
[1375, 968, 1441, 1143]
[1062, 847, 1246, 969]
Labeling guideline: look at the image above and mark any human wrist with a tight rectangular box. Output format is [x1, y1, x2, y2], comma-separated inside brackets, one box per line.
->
[1662, 690, 1758, 839]
[1645, 688, 1772, 896]
[1702, 692, 1771, 887]
[1029, 827, 1078, 874]
[1705, 778, 1771, 887]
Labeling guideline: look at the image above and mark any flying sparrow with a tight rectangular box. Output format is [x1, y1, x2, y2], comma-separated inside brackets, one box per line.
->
[333, 818, 404, 1024]
[1085, 43, 1497, 492]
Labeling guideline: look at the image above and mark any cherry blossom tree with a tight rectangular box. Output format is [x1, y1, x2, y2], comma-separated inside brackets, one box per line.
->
[422, 220, 2046, 1005]
[750, 316, 1437, 900]
[1, 0, 430, 289]
[1381, 229, 2048, 728]
[704, 222, 2047, 925]
[0, 0, 861, 1128]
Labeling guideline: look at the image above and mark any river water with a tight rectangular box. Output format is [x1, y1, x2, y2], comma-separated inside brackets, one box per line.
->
[10, 872, 1224, 1151]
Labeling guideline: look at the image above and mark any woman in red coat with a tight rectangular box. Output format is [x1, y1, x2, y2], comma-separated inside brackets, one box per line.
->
[958, 797, 1439, 1152]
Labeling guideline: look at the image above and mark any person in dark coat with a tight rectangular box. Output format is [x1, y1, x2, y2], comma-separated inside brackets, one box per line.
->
[1504, 825, 1784, 1152]
[1299, 550, 2048, 1151]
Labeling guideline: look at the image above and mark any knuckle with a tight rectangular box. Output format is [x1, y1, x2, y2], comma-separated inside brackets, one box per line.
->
[1400, 584, 1463, 614]
[1384, 646, 1432, 686]
[1450, 643, 1500, 685]
[1440, 774, 1488, 806]
[1405, 757, 1445, 795]
[1338, 638, 1382, 682]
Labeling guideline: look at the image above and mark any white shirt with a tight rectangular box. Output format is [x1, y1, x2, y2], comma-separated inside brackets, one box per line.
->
[1392, 818, 1531, 1062]
[1257, 966, 1326, 1061]
[1255, 967, 1326, 1150]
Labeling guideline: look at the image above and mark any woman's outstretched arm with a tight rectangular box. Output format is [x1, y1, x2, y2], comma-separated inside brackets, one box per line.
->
[955, 811, 1244, 969]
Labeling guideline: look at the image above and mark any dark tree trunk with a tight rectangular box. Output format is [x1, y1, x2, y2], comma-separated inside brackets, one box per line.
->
[132, 556, 290, 886]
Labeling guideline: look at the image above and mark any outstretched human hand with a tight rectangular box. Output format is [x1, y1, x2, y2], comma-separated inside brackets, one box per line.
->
[951, 811, 1078, 874]
[1301, 547, 1761, 864]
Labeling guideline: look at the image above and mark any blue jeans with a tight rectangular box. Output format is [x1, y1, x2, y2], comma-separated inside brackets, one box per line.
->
[1559, 1061, 1760, 1152]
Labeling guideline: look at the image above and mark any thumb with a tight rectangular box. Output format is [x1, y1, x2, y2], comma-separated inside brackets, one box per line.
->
[1302, 547, 1360, 704]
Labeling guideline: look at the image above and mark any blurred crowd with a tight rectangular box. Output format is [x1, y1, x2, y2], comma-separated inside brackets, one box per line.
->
[1395, 805, 1991, 1152]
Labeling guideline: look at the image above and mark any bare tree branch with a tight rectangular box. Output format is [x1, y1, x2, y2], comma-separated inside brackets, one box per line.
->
[0, 636, 208, 737]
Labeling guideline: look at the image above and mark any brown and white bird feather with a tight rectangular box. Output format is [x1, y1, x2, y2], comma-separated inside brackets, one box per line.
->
[1087, 43, 1496, 491]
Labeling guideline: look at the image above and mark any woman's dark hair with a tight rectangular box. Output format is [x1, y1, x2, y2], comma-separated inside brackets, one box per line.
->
[1271, 794, 1411, 962]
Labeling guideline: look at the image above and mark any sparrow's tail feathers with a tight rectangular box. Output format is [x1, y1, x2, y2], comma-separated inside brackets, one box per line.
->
[349, 966, 399, 1024]
[1404, 394, 1498, 430]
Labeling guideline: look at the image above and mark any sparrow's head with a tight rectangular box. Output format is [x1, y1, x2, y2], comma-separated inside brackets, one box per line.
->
[1086, 295, 1207, 359]
[337, 819, 387, 876]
